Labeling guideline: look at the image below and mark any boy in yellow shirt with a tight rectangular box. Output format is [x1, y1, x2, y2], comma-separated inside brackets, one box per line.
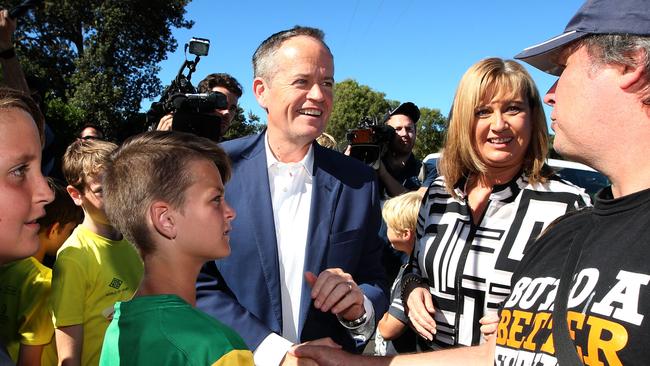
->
[99, 131, 253, 365]
[51, 139, 143, 366]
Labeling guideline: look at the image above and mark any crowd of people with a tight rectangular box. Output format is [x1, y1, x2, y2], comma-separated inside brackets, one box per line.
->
[1, 0, 650, 365]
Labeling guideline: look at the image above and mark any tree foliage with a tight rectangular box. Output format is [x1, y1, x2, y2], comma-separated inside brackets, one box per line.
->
[10, 0, 193, 139]
[414, 107, 446, 160]
[224, 107, 266, 140]
[326, 79, 390, 148]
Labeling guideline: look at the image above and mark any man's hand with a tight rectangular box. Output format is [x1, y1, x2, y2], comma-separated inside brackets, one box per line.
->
[0, 9, 16, 50]
[406, 287, 437, 341]
[291, 345, 392, 366]
[305, 270, 365, 321]
[156, 113, 174, 131]
[282, 337, 341, 366]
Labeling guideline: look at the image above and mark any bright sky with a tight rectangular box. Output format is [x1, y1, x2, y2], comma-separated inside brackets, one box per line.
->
[149, 0, 585, 126]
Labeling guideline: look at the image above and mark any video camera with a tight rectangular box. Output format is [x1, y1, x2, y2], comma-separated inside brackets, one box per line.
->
[346, 116, 395, 169]
[147, 37, 227, 141]
[9, 0, 42, 19]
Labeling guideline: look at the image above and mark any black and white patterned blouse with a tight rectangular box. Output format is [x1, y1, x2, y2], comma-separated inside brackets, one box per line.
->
[406, 172, 590, 349]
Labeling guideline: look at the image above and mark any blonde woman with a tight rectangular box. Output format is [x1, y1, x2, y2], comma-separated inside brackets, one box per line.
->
[402, 58, 590, 349]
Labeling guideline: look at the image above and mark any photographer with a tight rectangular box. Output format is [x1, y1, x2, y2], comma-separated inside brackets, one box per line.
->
[0, 8, 29, 93]
[156, 72, 242, 140]
[376, 102, 422, 198]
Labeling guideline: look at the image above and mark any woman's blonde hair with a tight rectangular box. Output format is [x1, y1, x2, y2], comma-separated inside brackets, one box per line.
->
[440, 58, 550, 195]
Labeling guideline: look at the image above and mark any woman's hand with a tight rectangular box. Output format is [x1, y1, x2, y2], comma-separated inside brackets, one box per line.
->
[406, 287, 437, 341]
[479, 312, 500, 342]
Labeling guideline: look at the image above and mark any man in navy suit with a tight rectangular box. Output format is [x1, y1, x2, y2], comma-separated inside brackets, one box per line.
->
[196, 26, 388, 366]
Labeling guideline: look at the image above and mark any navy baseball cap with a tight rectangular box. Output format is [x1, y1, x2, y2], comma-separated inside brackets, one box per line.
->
[388, 102, 420, 124]
[515, 0, 650, 76]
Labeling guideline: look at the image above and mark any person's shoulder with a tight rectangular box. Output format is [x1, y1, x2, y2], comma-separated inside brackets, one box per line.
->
[526, 173, 592, 204]
[1, 257, 50, 288]
[544, 174, 584, 194]
[220, 133, 264, 158]
[160, 305, 251, 355]
[315, 143, 375, 181]
[423, 175, 453, 197]
[57, 227, 89, 255]
[56, 226, 108, 266]
[23, 257, 52, 280]
[527, 207, 592, 253]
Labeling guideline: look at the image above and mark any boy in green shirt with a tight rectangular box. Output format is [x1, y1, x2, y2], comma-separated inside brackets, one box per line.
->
[99, 131, 253, 365]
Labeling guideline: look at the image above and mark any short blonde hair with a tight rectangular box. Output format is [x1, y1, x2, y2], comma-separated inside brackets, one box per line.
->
[103, 131, 231, 257]
[440, 58, 550, 196]
[382, 191, 424, 233]
[62, 139, 117, 190]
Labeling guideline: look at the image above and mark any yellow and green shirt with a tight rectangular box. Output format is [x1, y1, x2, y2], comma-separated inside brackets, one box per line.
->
[99, 294, 254, 365]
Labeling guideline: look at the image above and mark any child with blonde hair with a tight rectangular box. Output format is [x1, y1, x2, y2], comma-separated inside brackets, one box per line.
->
[375, 191, 424, 355]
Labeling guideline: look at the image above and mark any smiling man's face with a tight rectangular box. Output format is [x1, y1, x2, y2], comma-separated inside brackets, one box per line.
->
[254, 35, 334, 148]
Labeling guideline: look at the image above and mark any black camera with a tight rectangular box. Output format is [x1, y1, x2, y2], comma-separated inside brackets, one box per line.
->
[147, 37, 227, 141]
[346, 117, 395, 168]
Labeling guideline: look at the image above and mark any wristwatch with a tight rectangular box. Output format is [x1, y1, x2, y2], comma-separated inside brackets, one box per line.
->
[338, 312, 367, 329]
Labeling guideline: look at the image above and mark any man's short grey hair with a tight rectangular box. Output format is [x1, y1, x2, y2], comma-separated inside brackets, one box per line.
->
[252, 25, 333, 80]
[578, 34, 650, 102]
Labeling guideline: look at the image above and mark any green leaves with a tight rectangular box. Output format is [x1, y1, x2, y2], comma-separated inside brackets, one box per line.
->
[9, 0, 192, 141]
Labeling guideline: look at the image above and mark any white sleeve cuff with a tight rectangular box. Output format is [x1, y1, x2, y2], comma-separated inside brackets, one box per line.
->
[253, 333, 293, 366]
[338, 295, 376, 341]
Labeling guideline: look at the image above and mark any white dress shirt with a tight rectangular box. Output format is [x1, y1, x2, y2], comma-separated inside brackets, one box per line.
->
[254, 135, 374, 366]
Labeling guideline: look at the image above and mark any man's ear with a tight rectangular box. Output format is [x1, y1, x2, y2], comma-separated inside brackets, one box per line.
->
[66, 185, 83, 206]
[149, 201, 176, 240]
[619, 50, 647, 91]
[253, 77, 269, 109]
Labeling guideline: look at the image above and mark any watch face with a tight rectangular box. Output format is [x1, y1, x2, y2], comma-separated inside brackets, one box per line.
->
[339, 313, 367, 329]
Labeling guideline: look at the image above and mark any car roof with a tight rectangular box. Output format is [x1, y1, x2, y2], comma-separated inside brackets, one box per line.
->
[423, 152, 441, 164]
[423, 153, 597, 173]
[546, 158, 597, 172]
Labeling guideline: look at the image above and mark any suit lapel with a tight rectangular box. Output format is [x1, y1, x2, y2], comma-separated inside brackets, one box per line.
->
[240, 134, 284, 330]
[298, 145, 341, 336]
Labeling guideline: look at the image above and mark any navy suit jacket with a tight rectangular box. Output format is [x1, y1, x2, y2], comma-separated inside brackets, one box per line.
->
[196, 132, 388, 352]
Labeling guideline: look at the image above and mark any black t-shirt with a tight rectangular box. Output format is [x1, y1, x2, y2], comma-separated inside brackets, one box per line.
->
[495, 186, 650, 365]
[380, 153, 422, 197]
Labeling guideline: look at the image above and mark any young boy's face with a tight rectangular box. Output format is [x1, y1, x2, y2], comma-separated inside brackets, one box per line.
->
[0, 108, 54, 264]
[174, 159, 236, 260]
[70, 173, 110, 225]
[387, 226, 415, 255]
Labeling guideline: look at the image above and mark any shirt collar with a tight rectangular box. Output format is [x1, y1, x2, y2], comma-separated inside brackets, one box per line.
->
[264, 132, 314, 176]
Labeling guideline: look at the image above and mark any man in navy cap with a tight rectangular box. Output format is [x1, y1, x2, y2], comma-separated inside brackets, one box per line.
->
[377, 102, 422, 198]
[293, 0, 650, 364]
